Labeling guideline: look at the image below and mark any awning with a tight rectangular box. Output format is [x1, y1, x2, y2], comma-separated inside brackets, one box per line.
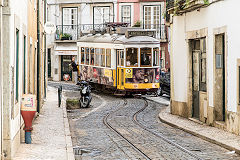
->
[55, 44, 78, 56]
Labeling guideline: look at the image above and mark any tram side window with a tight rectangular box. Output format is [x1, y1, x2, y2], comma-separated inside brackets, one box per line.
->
[126, 48, 138, 67]
[90, 48, 94, 65]
[106, 49, 111, 68]
[140, 48, 152, 66]
[85, 48, 90, 65]
[101, 49, 105, 67]
[81, 47, 85, 64]
[95, 48, 100, 66]
[153, 48, 160, 66]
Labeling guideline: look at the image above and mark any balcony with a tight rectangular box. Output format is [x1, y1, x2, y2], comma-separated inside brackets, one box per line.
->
[55, 24, 107, 41]
[167, 0, 209, 15]
[55, 24, 167, 42]
[143, 24, 167, 41]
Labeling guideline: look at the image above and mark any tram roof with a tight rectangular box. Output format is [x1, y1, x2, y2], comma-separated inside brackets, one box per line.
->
[77, 34, 160, 44]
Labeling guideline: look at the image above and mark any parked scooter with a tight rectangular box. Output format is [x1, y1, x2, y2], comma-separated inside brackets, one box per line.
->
[78, 81, 92, 108]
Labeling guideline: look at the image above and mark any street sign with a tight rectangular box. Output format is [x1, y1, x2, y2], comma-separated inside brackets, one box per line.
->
[44, 22, 56, 34]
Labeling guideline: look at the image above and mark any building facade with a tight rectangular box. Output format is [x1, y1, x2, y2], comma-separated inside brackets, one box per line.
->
[2, 0, 46, 159]
[117, 0, 170, 70]
[47, 0, 117, 82]
[168, 0, 240, 135]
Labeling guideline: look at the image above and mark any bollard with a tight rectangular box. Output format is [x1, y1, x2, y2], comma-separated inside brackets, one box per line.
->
[58, 85, 62, 107]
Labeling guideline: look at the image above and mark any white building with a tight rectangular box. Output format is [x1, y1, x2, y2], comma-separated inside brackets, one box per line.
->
[2, 0, 28, 159]
[169, 0, 240, 135]
[47, 0, 117, 82]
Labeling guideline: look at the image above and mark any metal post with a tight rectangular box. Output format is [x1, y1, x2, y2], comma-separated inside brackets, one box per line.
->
[58, 85, 62, 107]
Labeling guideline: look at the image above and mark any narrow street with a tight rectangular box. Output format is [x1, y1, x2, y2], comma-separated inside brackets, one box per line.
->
[49, 82, 240, 160]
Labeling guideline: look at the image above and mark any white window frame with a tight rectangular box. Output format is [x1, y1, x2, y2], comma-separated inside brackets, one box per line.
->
[93, 6, 110, 24]
[121, 5, 131, 25]
[62, 8, 78, 26]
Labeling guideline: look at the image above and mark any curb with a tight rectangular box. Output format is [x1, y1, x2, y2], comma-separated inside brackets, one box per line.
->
[158, 107, 240, 155]
[62, 96, 75, 160]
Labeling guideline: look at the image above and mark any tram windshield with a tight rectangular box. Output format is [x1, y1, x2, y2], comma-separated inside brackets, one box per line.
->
[126, 48, 138, 67]
[140, 48, 152, 67]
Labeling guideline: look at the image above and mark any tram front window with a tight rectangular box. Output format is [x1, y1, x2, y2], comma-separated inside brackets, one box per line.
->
[140, 48, 152, 67]
[153, 48, 160, 66]
[126, 48, 138, 67]
[81, 47, 85, 64]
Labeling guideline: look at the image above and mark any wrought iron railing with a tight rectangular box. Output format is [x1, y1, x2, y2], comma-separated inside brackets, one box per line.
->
[55, 24, 167, 41]
[143, 24, 167, 41]
[55, 24, 107, 41]
[166, 0, 175, 10]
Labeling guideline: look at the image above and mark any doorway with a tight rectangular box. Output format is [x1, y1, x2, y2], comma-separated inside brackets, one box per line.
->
[61, 55, 72, 81]
[47, 48, 51, 78]
[192, 39, 207, 119]
[214, 34, 225, 121]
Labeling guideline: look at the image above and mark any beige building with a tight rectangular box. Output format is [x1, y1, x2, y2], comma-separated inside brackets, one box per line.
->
[168, 0, 240, 135]
[1, 0, 46, 159]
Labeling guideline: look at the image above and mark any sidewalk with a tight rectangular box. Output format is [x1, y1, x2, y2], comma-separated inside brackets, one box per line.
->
[14, 87, 75, 160]
[146, 96, 240, 155]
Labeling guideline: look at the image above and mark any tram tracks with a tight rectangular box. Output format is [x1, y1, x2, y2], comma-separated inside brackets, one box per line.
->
[103, 99, 151, 160]
[103, 98, 204, 160]
[133, 98, 204, 160]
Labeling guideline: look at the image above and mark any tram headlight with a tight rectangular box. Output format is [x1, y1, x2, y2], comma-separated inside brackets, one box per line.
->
[144, 78, 148, 83]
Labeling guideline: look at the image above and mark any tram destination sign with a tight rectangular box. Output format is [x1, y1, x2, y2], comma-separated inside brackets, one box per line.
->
[125, 30, 156, 38]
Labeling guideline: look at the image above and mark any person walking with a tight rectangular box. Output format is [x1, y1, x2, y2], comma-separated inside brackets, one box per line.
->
[71, 56, 78, 84]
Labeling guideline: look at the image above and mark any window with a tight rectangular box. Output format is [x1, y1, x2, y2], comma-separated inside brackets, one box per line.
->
[160, 47, 165, 68]
[122, 6, 131, 24]
[90, 48, 94, 65]
[144, 6, 161, 37]
[81, 47, 85, 64]
[85, 48, 90, 65]
[63, 8, 77, 28]
[94, 7, 110, 24]
[140, 48, 152, 66]
[106, 49, 111, 68]
[16, 29, 19, 102]
[153, 48, 160, 66]
[95, 48, 100, 66]
[126, 48, 138, 67]
[117, 50, 124, 66]
[101, 49, 105, 67]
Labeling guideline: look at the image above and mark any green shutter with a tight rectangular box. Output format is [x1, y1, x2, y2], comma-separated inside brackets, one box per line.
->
[16, 29, 19, 101]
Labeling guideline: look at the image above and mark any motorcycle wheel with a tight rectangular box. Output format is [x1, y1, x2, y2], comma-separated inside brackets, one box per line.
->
[80, 97, 90, 108]
[155, 86, 163, 97]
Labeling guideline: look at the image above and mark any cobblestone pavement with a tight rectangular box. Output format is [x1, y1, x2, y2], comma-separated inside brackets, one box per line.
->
[49, 82, 240, 160]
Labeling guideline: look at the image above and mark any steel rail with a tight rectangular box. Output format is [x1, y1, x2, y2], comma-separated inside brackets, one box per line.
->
[103, 99, 151, 160]
[132, 98, 204, 160]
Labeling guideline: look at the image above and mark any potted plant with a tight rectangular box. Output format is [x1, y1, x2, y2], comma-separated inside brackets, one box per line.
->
[60, 33, 72, 40]
[133, 20, 141, 27]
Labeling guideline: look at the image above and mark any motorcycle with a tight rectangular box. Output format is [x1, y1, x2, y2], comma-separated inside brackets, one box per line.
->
[78, 81, 92, 108]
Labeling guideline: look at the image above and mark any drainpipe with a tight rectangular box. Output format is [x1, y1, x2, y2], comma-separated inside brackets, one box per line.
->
[44, 0, 47, 98]
[37, 0, 40, 112]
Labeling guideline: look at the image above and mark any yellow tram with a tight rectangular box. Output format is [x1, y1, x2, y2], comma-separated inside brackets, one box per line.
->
[77, 29, 161, 95]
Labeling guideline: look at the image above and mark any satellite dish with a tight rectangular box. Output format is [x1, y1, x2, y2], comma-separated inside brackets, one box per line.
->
[44, 22, 56, 34]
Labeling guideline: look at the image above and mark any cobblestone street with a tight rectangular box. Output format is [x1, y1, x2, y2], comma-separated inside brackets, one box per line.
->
[49, 82, 240, 160]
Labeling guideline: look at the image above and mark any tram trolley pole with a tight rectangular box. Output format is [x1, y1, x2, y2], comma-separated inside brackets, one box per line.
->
[58, 85, 62, 107]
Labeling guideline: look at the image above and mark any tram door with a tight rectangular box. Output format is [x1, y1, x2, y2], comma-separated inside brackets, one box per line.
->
[117, 50, 125, 90]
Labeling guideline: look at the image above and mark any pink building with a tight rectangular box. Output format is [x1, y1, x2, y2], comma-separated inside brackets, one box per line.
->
[116, 0, 170, 70]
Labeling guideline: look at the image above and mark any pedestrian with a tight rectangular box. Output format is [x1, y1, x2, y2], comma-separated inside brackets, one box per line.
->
[71, 56, 78, 84]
